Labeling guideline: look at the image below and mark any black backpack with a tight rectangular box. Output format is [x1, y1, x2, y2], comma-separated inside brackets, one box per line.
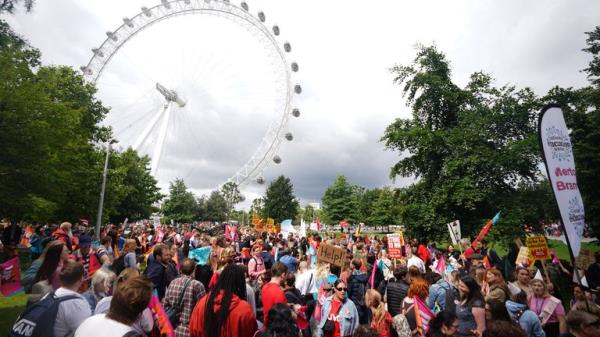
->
[9, 292, 79, 337]
[110, 254, 126, 276]
[444, 284, 458, 313]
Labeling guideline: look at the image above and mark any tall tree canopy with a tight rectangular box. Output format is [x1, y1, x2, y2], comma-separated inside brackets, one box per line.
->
[321, 175, 359, 224]
[382, 45, 543, 240]
[162, 179, 196, 223]
[263, 175, 299, 223]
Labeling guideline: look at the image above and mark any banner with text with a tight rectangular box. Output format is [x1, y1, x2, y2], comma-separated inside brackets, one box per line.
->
[539, 105, 585, 257]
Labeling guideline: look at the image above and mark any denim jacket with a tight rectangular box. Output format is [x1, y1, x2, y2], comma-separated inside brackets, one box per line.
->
[427, 279, 454, 312]
[317, 297, 359, 337]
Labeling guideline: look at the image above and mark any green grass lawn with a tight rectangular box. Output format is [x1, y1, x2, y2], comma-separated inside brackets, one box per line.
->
[0, 292, 26, 335]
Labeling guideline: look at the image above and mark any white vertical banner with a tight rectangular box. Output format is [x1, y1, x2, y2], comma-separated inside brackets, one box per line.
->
[539, 105, 585, 257]
[447, 220, 461, 245]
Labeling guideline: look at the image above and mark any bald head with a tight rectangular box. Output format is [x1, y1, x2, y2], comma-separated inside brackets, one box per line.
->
[180, 258, 196, 275]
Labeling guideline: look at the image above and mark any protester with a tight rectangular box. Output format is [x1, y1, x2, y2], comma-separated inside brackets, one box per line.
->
[2, 221, 22, 259]
[259, 303, 301, 337]
[144, 244, 170, 299]
[455, 275, 486, 337]
[28, 240, 70, 304]
[386, 266, 410, 317]
[29, 224, 45, 261]
[262, 262, 289, 325]
[75, 276, 153, 337]
[569, 285, 600, 315]
[427, 311, 460, 337]
[163, 258, 205, 337]
[428, 269, 458, 313]
[122, 239, 139, 270]
[483, 321, 528, 337]
[528, 279, 566, 337]
[95, 236, 112, 265]
[484, 269, 509, 302]
[317, 279, 359, 337]
[365, 289, 394, 337]
[82, 268, 116, 313]
[484, 299, 513, 325]
[50, 260, 92, 337]
[53, 222, 74, 252]
[189, 264, 258, 337]
[511, 266, 533, 298]
[348, 259, 369, 324]
[505, 290, 546, 337]
[560, 310, 600, 337]
[248, 245, 267, 281]
[402, 277, 430, 335]
[407, 247, 426, 274]
[94, 268, 154, 336]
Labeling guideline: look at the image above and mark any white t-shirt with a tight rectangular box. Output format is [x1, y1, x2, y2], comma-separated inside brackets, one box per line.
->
[75, 314, 133, 337]
[51, 288, 92, 337]
[95, 296, 154, 334]
[407, 255, 426, 274]
[296, 269, 315, 295]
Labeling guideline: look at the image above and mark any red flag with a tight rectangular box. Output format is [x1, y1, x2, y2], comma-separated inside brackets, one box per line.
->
[471, 211, 501, 248]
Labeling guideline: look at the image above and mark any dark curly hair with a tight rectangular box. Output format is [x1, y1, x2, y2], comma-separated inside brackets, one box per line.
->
[264, 303, 299, 337]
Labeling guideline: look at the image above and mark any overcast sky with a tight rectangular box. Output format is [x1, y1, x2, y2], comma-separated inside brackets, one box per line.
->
[5, 0, 599, 208]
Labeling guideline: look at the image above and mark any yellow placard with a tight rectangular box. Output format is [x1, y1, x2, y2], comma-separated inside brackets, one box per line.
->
[526, 236, 550, 260]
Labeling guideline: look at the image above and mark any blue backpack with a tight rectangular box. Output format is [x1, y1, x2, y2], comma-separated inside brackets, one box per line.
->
[9, 292, 79, 337]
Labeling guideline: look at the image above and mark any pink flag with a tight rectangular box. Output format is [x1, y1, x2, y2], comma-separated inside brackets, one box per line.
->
[414, 295, 436, 336]
[148, 294, 175, 337]
[0, 257, 22, 296]
[369, 260, 378, 288]
[435, 256, 446, 276]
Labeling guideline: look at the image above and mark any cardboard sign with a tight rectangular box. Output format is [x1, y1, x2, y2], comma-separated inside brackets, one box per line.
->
[515, 246, 533, 268]
[317, 243, 346, 267]
[526, 236, 550, 260]
[387, 234, 403, 259]
[575, 249, 595, 270]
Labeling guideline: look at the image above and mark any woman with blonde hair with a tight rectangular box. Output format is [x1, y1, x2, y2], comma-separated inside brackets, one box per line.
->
[82, 267, 116, 312]
[485, 269, 509, 302]
[528, 278, 566, 337]
[365, 289, 393, 337]
[122, 239, 138, 270]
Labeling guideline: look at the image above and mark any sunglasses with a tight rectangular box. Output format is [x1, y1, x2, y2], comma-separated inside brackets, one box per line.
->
[336, 287, 348, 292]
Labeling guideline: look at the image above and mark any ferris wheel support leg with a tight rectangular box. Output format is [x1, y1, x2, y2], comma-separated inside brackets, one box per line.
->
[133, 104, 168, 151]
[150, 102, 172, 176]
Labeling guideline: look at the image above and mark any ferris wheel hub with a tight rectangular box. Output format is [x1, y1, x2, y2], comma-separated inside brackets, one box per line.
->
[156, 82, 186, 108]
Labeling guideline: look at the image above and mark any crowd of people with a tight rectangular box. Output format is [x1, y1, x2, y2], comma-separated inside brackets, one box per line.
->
[2, 220, 600, 337]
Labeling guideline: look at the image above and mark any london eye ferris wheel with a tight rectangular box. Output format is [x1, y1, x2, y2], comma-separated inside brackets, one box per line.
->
[80, 0, 302, 193]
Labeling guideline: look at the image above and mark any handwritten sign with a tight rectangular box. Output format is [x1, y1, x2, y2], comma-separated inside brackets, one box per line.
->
[317, 243, 347, 267]
[526, 236, 550, 260]
[387, 234, 403, 259]
[575, 249, 595, 270]
[515, 246, 534, 268]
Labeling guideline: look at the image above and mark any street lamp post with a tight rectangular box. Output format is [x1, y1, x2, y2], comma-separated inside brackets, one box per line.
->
[95, 140, 116, 240]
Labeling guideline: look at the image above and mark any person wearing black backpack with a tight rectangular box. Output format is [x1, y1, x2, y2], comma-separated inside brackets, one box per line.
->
[10, 260, 91, 337]
[75, 276, 152, 337]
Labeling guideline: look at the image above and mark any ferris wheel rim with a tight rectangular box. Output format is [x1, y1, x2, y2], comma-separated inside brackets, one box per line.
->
[81, 0, 300, 189]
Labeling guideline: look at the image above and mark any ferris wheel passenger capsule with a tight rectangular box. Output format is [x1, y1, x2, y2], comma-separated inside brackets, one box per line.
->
[258, 11, 266, 22]
[123, 18, 133, 28]
[256, 177, 265, 184]
[284, 42, 291, 52]
[80, 66, 92, 75]
[285, 133, 293, 141]
[294, 85, 302, 94]
[106, 32, 118, 42]
[272, 25, 280, 36]
[241, 2, 249, 11]
[291, 62, 299, 72]
[273, 155, 282, 164]
[92, 48, 104, 57]
[292, 108, 300, 117]
[141, 7, 152, 17]
[161, 0, 171, 9]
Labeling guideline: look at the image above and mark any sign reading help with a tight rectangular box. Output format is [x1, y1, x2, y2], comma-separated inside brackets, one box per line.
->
[575, 249, 595, 270]
[387, 234, 403, 259]
[317, 243, 347, 267]
[525, 236, 551, 260]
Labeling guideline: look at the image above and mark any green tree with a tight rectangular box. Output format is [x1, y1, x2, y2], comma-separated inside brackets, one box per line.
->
[0, 0, 34, 14]
[382, 45, 542, 240]
[369, 187, 397, 231]
[162, 179, 196, 223]
[263, 175, 299, 223]
[221, 182, 243, 219]
[250, 197, 265, 218]
[108, 148, 163, 222]
[321, 175, 359, 224]
[205, 190, 228, 222]
[356, 188, 380, 227]
[303, 205, 316, 222]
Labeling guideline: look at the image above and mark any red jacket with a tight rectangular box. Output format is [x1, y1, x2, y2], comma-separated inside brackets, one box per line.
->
[417, 244, 431, 264]
[52, 229, 72, 251]
[189, 291, 257, 337]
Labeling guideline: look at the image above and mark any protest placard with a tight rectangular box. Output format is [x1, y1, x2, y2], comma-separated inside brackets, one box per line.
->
[515, 246, 533, 268]
[387, 234, 403, 259]
[447, 220, 461, 245]
[526, 236, 550, 260]
[575, 249, 595, 270]
[317, 243, 347, 267]
[0, 257, 22, 296]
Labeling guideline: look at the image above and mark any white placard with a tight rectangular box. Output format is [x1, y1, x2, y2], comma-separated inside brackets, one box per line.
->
[447, 220, 461, 245]
[539, 105, 585, 257]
